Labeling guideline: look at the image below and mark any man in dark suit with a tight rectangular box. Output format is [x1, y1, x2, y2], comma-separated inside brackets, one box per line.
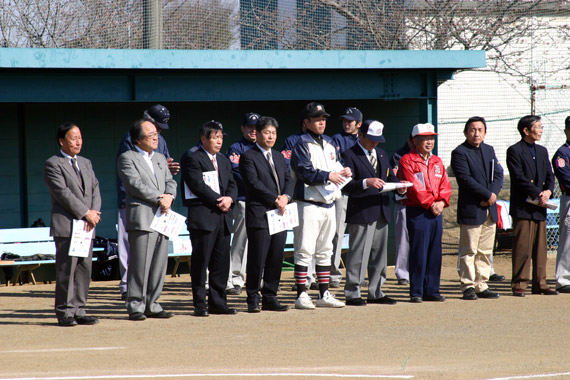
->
[451, 116, 503, 300]
[239, 116, 293, 313]
[506, 115, 558, 297]
[181, 121, 238, 316]
[341, 120, 402, 306]
[44, 122, 101, 327]
[117, 119, 178, 321]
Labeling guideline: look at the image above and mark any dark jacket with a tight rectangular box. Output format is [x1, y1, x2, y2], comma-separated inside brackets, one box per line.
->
[451, 141, 503, 225]
[506, 139, 554, 221]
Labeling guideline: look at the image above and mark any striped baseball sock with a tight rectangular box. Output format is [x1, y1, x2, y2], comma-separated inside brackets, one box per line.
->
[294, 265, 308, 297]
[316, 265, 331, 297]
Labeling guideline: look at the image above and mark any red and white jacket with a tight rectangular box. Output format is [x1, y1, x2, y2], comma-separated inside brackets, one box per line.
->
[396, 148, 451, 210]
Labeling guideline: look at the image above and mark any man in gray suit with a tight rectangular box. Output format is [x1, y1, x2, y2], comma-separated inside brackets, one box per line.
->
[44, 122, 102, 327]
[117, 119, 178, 321]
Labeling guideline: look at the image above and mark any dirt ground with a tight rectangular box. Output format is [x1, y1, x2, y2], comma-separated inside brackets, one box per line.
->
[1, 252, 569, 380]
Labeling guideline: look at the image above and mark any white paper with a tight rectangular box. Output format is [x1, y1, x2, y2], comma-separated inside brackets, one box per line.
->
[150, 209, 187, 239]
[380, 182, 413, 193]
[184, 171, 220, 200]
[315, 162, 352, 202]
[266, 203, 299, 235]
[69, 219, 94, 257]
[525, 197, 559, 211]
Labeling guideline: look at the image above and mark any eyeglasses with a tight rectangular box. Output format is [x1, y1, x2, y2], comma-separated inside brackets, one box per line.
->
[145, 132, 159, 139]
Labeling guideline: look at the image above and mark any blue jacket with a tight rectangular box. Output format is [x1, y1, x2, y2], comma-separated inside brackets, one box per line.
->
[552, 141, 570, 193]
[116, 132, 170, 209]
[226, 138, 256, 201]
[281, 131, 304, 167]
[451, 141, 503, 225]
[331, 132, 358, 153]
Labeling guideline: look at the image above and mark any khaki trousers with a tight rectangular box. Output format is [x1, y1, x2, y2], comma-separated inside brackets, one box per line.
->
[457, 212, 495, 293]
[511, 217, 548, 291]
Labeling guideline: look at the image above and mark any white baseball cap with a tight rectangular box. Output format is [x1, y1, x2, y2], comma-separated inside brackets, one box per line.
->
[411, 123, 438, 137]
[361, 120, 385, 142]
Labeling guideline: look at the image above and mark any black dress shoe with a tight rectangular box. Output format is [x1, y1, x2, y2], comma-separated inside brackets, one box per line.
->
[410, 296, 422, 303]
[462, 288, 478, 300]
[368, 296, 397, 305]
[346, 298, 366, 306]
[75, 316, 99, 325]
[262, 301, 290, 312]
[397, 279, 409, 286]
[58, 317, 78, 327]
[532, 287, 559, 295]
[476, 289, 500, 299]
[193, 307, 209, 317]
[248, 304, 261, 313]
[489, 274, 506, 282]
[423, 295, 446, 302]
[226, 286, 242, 295]
[512, 289, 525, 297]
[146, 310, 174, 319]
[128, 312, 146, 321]
[557, 285, 570, 293]
[209, 307, 238, 315]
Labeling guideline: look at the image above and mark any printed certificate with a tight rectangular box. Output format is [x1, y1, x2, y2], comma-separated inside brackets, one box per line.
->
[266, 202, 299, 235]
[150, 209, 187, 239]
[69, 219, 94, 257]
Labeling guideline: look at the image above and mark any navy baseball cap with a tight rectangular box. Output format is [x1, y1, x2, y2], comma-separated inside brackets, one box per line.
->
[360, 120, 386, 143]
[144, 104, 170, 130]
[340, 107, 363, 121]
[242, 112, 261, 126]
[302, 102, 330, 119]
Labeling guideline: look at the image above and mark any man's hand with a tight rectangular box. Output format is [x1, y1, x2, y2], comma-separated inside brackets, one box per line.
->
[275, 195, 288, 215]
[159, 194, 174, 213]
[538, 189, 552, 206]
[365, 178, 386, 190]
[430, 201, 444, 216]
[84, 210, 101, 231]
[217, 196, 233, 212]
[167, 158, 180, 176]
[397, 180, 408, 194]
[480, 192, 497, 207]
[339, 167, 352, 178]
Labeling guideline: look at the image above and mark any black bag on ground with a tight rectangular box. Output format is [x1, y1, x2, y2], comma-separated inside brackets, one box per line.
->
[91, 236, 120, 281]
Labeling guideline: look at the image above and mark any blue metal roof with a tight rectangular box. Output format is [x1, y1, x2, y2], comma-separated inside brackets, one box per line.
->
[0, 48, 485, 70]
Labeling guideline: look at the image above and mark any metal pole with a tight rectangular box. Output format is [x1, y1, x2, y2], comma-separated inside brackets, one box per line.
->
[143, 0, 163, 49]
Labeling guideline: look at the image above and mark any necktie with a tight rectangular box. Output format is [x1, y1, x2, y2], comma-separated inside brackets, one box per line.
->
[211, 156, 218, 172]
[267, 152, 281, 194]
[369, 151, 378, 172]
[71, 157, 84, 190]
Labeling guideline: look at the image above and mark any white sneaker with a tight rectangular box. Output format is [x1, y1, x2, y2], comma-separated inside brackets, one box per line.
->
[316, 290, 345, 308]
[295, 291, 315, 309]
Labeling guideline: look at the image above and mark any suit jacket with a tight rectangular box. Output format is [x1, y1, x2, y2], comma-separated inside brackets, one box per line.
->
[44, 152, 101, 238]
[342, 144, 397, 224]
[506, 139, 554, 221]
[239, 145, 293, 229]
[181, 148, 238, 232]
[451, 141, 503, 225]
[117, 149, 177, 232]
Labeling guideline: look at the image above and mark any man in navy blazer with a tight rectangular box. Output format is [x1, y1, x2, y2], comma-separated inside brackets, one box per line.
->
[341, 120, 402, 306]
[451, 117, 503, 300]
[239, 116, 293, 312]
[506, 115, 557, 297]
[181, 121, 238, 316]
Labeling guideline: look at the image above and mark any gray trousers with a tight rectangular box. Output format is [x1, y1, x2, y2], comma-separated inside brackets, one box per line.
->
[126, 230, 168, 315]
[227, 200, 248, 289]
[345, 217, 389, 300]
[330, 194, 348, 284]
[117, 208, 129, 294]
[394, 203, 410, 281]
[54, 237, 93, 320]
[557, 194, 570, 288]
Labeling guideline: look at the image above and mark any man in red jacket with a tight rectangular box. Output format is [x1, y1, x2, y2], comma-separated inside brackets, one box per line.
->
[397, 123, 451, 303]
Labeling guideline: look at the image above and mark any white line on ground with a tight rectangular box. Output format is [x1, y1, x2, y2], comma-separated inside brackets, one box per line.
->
[0, 373, 414, 379]
[484, 372, 570, 380]
[0, 347, 125, 354]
